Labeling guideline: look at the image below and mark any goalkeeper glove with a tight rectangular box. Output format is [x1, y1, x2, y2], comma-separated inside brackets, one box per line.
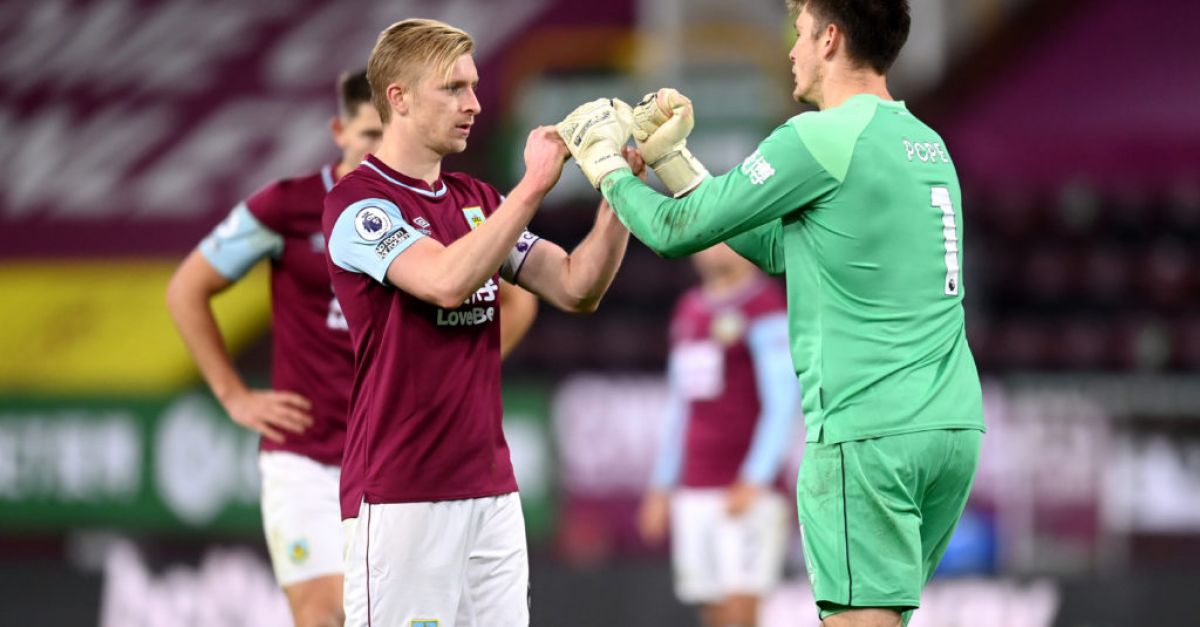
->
[556, 98, 635, 189]
[632, 88, 710, 197]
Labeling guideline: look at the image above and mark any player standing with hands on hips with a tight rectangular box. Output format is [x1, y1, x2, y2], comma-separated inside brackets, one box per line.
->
[638, 243, 800, 627]
[557, 1, 984, 625]
[324, 18, 633, 627]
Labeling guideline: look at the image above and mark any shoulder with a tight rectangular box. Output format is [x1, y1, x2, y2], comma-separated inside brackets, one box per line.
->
[672, 287, 704, 318]
[326, 168, 390, 207]
[322, 169, 394, 230]
[247, 170, 326, 224]
[782, 97, 881, 183]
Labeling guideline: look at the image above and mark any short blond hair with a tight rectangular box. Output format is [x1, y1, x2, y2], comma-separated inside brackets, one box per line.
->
[367, 18, 475, 124]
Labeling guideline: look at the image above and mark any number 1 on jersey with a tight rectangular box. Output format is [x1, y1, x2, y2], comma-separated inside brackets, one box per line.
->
[931, 186, 959, 296]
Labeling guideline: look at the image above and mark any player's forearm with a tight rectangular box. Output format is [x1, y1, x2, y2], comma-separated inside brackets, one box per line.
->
[602, 170, 726, 259]
[165, 272, 247, 404]
[498, 281, 537, 359]
[555, 201, 630, 313]
[427, 180, 545, 306]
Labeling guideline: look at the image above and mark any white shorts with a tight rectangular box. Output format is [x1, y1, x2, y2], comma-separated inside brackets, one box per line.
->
[259, 451, 344, 587]
[670, 488, 790, 603]
[343, 493, 529, 627]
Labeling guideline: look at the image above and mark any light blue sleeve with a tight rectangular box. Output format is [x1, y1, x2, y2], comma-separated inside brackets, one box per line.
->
[650, 357, 690, 489]
[740, 313, 802, 484]
[198, 202, 283, 280]
[328, 198, 426, 284]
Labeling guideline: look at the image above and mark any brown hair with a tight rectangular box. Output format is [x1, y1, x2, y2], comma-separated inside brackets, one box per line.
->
[367, 18, 475, 124]
[336, 69, 372, 119]
[786, 0, 910, 74]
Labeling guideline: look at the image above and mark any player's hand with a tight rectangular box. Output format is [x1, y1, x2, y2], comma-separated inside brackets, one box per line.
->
[556, 98, 635, 189]
[623, 145, 649, 182]
[222, 389, 314, 444]
[637, 489, 671, 544]
[631, 88, 691, 142]
[631, 88, 709, 197]
[522, 125, 570, 194]
[725, 481, 761, 517]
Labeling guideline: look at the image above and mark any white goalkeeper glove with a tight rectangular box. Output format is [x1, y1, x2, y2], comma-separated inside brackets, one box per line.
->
[556, 98, 635, 189]
[632, 88, 710, 197]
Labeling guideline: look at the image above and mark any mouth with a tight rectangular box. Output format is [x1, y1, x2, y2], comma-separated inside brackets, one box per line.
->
[455, 122, 473, 136]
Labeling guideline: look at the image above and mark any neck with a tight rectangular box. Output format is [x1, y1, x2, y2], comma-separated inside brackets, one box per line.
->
[817, 67, 892, 110]
[334, 159, 357, 180]
[374, 125, 443, 184]
[702, 266, 757, 299]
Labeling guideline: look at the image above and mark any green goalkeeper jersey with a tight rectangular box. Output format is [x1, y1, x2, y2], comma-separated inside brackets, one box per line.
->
[603, 94, 984, 444]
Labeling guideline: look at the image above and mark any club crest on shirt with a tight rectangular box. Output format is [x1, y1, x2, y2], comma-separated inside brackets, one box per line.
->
[287, 538, 309, 564]
[355, 206, 392, 241]
[710, 310, 746, 345]
[462, 206, 486, 230]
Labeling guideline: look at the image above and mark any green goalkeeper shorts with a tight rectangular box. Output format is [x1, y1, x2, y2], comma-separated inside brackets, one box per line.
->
[797, 428, 982, 620]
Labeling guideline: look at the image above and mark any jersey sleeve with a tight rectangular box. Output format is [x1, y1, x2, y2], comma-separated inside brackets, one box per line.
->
[726, 220, 785, 275]
[328, 198, 426, 284]
[602, 119, 840, 259]
[198, 202, 284, 281]
[500, 230, 542, 283]
[739, 313, 801, 484]
[650, 352, 690, 489]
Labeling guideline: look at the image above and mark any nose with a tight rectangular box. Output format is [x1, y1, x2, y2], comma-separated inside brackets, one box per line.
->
[464, 87, 481, 115]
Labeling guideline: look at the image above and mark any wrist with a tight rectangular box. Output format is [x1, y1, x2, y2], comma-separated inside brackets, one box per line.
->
[214, 380, 249, 406]
[509, 178, 550, 208]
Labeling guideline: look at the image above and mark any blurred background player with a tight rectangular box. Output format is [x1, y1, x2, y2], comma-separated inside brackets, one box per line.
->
[637, 243, 800, 627]
[325, 19, 631, 627]
[166, 69, 539, 627]
[559, 0, 986, 625]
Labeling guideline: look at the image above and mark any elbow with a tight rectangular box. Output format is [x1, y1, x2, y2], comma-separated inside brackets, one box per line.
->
[656, 241, 695, 260]
[427, 277, 483, 310]
[555, 292, 601, 314]
[429, 285, 470, 310]
[164, 272, 191, 315]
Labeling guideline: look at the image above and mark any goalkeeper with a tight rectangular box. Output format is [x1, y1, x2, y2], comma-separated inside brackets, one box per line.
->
[557, 2, 984, 626]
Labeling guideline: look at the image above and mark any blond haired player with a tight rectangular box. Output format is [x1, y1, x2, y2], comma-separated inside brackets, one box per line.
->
[324, 19, 634, 627]
[168, 70, 537, 627]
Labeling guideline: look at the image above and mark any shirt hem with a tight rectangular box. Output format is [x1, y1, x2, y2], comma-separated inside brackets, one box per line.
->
[810, 421, 985, 445]
[360, 484, 519, 506]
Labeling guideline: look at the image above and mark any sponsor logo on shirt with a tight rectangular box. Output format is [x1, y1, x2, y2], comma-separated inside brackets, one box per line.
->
[462, 206, 486, 230]
[412, 216, 433, 235]
[355, 206, 392, 241]
[740, 150, 775, 185]
[435, 278, 498, 327]
[374, 226, 412, 259]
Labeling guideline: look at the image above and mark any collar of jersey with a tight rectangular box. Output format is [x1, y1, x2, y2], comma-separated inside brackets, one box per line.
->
[320, 163, 337, 193]
[361, 155, 448, 198]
